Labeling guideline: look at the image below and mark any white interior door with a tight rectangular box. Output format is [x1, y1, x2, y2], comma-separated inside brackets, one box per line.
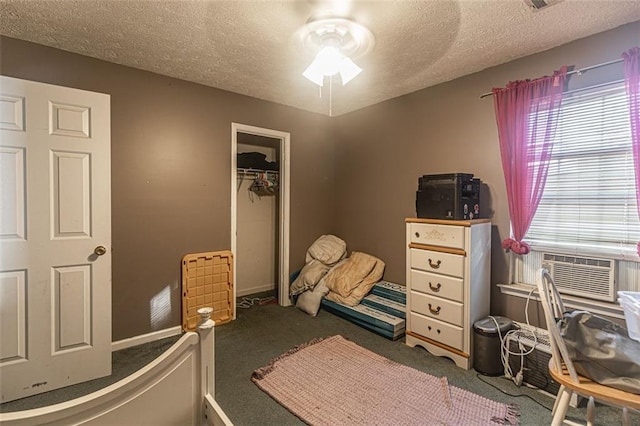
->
[0, 76, 112, 403]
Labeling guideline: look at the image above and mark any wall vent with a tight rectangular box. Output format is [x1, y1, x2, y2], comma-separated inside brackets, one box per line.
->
[523, 0, 564, 11]
[543, 253, 616, 302]
[506, 326, 582, 407]
[507, 329, 557, 395]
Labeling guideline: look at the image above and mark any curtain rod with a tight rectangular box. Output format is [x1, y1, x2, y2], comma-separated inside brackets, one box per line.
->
[479, 57, 624, 99]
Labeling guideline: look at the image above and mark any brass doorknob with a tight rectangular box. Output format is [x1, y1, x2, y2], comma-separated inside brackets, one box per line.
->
[94, 246, 107, 256]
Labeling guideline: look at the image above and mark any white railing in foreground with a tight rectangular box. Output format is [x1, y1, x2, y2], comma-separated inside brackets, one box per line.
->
[0, 308, 232, 426]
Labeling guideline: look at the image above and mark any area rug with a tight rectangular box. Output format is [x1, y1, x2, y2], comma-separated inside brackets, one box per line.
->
[252, 335, 519, 425]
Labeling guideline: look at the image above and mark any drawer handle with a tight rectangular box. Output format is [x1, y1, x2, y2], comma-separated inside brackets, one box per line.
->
[428, 259, 442, 269]
[427, 325, 441, 334]
[415, 232, 420, 238]
[428, 303, 441, 315]
[429, 282, 441, 292]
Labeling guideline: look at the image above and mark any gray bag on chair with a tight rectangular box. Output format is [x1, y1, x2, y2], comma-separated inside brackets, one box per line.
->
[559, 310, 640, 394]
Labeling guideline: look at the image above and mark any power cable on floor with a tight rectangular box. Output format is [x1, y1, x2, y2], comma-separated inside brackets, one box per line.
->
[476, 373, 552, 411]
[237, 296, 276, 309]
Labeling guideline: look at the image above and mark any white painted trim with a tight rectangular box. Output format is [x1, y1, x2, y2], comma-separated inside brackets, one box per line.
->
[231, 123, 291, 310]
[280, 129, 291, 308]
[497, 283, 625, 320]
[111, 326, 183, 352]
[204, 393, 234, 426]
[236, 283, 276, 298]
[231, 126, 238, 318]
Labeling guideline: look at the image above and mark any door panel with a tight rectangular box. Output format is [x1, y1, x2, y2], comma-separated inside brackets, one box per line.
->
[49, 101, 91, 138]
[0, 270, 27, 363]
[0, 95, 25, 131]
[0, 146, 26, 240]
[54, 264, 92, 351]
[0, 76, 111, 403]
[51, 151, 91, 238]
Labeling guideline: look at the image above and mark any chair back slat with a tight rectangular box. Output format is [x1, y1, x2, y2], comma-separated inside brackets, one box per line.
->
[536, 268, 581, 384]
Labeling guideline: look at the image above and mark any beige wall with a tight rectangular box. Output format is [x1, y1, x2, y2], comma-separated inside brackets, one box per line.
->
[1, 21, 637, 338]
[332, 21, 640, 324]
[0, 36, 336, 340]
[236, 143, 278, 296]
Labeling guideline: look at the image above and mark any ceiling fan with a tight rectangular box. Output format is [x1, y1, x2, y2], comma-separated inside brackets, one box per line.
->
[295, 11, 375, 87]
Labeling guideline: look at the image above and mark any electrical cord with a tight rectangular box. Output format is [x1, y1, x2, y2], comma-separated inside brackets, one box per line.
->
[476, 373, 552, 411]
[237, 296, 276, 309]
[488, 286, 541, 386]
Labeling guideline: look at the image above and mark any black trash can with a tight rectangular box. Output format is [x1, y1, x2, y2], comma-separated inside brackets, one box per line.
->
[473, 316, 513, 376]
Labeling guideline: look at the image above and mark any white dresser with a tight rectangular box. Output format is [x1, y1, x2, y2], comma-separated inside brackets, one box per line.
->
[405, 218, 491, 369]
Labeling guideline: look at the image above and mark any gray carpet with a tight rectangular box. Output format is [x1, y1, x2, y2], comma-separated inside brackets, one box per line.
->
[2, 295, 638, 425]
[216, 297, 639, 426]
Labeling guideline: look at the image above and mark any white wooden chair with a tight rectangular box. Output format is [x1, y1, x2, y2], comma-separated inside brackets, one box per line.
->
[536, 268, 640, 426]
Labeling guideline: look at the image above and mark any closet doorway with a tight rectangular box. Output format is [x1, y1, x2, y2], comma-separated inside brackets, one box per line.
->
[231, 123, 291, 312]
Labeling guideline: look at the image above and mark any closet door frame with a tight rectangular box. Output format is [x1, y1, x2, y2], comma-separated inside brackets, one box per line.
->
[231, 123, 291, 312]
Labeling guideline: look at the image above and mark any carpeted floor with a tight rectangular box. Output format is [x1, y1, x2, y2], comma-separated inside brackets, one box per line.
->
[2, 294, 639, 425]
[251, 335, 519, 425]
[216, 296, 640, 426]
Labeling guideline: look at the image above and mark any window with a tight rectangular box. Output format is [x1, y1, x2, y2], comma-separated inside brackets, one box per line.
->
[518, 83, 640, 294]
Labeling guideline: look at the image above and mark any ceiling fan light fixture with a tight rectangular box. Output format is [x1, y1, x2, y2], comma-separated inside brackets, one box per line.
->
[303, 46, 363, 86]
[338, 57, 362, 85]
[296, 16, 374, 87]
[312, 46, 344, 77]
[302, 62, 326, 86]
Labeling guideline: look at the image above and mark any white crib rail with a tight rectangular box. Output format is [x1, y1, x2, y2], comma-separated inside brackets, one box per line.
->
[0, 310, 232, 426]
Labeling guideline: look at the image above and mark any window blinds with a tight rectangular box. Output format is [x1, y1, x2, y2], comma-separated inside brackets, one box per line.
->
[526, 84, 640, 260]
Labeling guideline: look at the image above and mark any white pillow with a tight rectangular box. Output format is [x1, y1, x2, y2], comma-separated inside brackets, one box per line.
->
[305, 235, 347, 266]
[295, 280, 330, 317]
[289, 260, 330, 296]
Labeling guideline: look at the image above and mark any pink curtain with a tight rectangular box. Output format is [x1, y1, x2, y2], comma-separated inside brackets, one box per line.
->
[623, 47, 640, 256]
[492, 66, 568, 255]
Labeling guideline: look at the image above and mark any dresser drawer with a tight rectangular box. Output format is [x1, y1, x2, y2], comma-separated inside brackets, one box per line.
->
[409, 223, 464, 250]
[409, 312, 463, 351]
[410, 248, 464, 278]
[411, 291, 463, 327]
[410, 269, 463, 302]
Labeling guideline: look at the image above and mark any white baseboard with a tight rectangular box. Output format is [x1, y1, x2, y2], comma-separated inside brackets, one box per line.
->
[112, 325, 183, 352]
[236, 283, 276, 297]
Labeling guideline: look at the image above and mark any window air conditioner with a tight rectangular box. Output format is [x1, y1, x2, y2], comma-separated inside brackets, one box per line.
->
[543, 253, 616, 302]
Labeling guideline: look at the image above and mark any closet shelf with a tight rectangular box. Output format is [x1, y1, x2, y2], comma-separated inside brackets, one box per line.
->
[237, 168, 279, 179]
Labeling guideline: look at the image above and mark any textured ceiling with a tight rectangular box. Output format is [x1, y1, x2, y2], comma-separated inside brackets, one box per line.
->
[1, 0, 639, 116]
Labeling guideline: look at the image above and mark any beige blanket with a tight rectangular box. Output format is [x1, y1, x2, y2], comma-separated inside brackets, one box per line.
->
[324, 252, 385, 306]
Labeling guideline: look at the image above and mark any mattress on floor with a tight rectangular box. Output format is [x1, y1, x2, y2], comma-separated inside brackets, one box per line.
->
[361, 294, 406, 319]
[370, 280, 406, 305]
[321, 298, 405, 340]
